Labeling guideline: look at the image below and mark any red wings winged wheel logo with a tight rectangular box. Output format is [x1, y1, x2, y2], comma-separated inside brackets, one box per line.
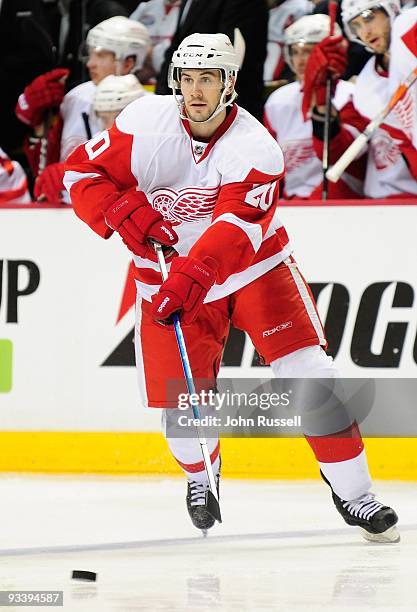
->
[150, 186, 219, 224]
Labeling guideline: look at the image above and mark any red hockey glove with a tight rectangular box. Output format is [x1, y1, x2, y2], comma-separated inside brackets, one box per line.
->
[24, 115, 63, 176]
[302, 36, 347, 119]
[34, 162, 66, 204]
[103, 191, 178, 259]
[16, 68, 69, 127]
[151, 256, 217, 326]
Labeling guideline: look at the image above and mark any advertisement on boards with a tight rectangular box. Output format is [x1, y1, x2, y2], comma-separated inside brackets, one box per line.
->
[1, 204, 416, 432]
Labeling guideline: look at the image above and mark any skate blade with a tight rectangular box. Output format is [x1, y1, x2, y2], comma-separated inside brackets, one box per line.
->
[360, 525, 400, 543]
[201, 529, 208, 538]
[205, 490, 222, 523]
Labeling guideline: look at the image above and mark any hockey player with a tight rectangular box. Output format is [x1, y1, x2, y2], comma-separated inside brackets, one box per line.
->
[264, 0, 312, 83]
[387, 6, 417, 150]
[93, 74, 148, 130]
[0, 146, 31, 206]
[339, 0, 417, 197]
[15, 16, 150, 205]
[64, 33, 398, 541]
[130, 0, 181, 82]
[264, 15, 364, 199]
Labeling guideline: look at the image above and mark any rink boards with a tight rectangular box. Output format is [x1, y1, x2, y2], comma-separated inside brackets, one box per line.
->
[1, 201, 417, 477]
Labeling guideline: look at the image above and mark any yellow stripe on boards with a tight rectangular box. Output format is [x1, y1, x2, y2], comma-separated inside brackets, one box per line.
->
[0, 432, 416, 479]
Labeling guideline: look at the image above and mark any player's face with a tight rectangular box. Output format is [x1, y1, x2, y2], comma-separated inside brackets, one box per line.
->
[290, 44, 315, 80]
[87, 49, 119, 84]
[349, 8, 391, 54]
[180, 69, 224, 123]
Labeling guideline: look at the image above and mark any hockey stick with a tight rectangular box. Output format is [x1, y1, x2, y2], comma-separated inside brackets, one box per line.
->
[22, 17, 57, 175]
[322, 0, 338, 200]
[82, 112, 92, 140]
[153, 243, 222, 524]
[326, 65, 417, 183]
[38, 110, 53, 174]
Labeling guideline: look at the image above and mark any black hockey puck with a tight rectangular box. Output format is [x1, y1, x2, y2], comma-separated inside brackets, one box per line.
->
[71, 570, 97, 582]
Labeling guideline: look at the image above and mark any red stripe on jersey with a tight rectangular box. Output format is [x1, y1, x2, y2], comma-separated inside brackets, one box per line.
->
[132, 225, 290, 288]
[273, 51, 285, 81]
[245, 167, 285, 183]
[305, 422, 364, 463]
[337, 100, 368, 133]
[250, 225, 290, 265]
[212, 181, 279, 231]
[402, 22, 417, 58]
[0, 179, 29, 203]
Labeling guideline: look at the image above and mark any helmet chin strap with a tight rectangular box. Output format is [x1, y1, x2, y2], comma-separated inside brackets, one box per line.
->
[172, 87, 237, 124]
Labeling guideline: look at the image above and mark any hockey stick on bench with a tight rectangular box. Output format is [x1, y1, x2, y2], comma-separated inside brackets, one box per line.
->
[153, 242, 222, 525]
[326, 65, 417, 183]
[322, 0, 338, 200]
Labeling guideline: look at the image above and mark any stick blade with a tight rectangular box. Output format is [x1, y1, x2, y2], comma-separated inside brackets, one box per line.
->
[233, 27, 246, 68]
[206, 490, 222, 523]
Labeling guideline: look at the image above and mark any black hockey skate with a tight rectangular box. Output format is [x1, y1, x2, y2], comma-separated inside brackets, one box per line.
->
[186, 476, 220, 535]
[321, 472, 399, 543]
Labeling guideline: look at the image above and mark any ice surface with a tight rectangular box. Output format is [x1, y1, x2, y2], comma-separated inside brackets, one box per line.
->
[0, 475, 415, 611]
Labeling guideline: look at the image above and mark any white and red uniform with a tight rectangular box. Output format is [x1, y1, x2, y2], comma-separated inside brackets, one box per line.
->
[60, 81, 102, 162]
[264, 0, 312, 82]
[61, 81, 150, 202]
[46, 81, 102, 204]
[64, 94, 328, 405]
[130, 0, 181, 74]
[388, 8, 417, 150]
[65, 96, 294, 305]
[15, 79, 100, 166]
[64, 94, 369, 500]
[0, 147, 31, 205]
[352, 56, 417, 197]
[61, 80, 151, 163]
[264, 80, 364, 198]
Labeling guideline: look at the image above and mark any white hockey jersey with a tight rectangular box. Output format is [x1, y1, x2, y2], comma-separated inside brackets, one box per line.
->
[60, 81, 102, 162]
[264, 79, 360, 197]
[264, 0, 312, 82]
[64, 96, 289, 303]
[388, 8, 417, 149]
[0, 146, 31, 205]
[353, 56, 417, 197]
[130, 0, 181, 73]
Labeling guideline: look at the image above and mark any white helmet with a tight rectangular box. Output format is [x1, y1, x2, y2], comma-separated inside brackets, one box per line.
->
[86, 16, 150, 71]
[284, 14, 342, 71]
[168, 32, 240, 123]
[341, 0, 400, 48]
[94, 74, 146, 113]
